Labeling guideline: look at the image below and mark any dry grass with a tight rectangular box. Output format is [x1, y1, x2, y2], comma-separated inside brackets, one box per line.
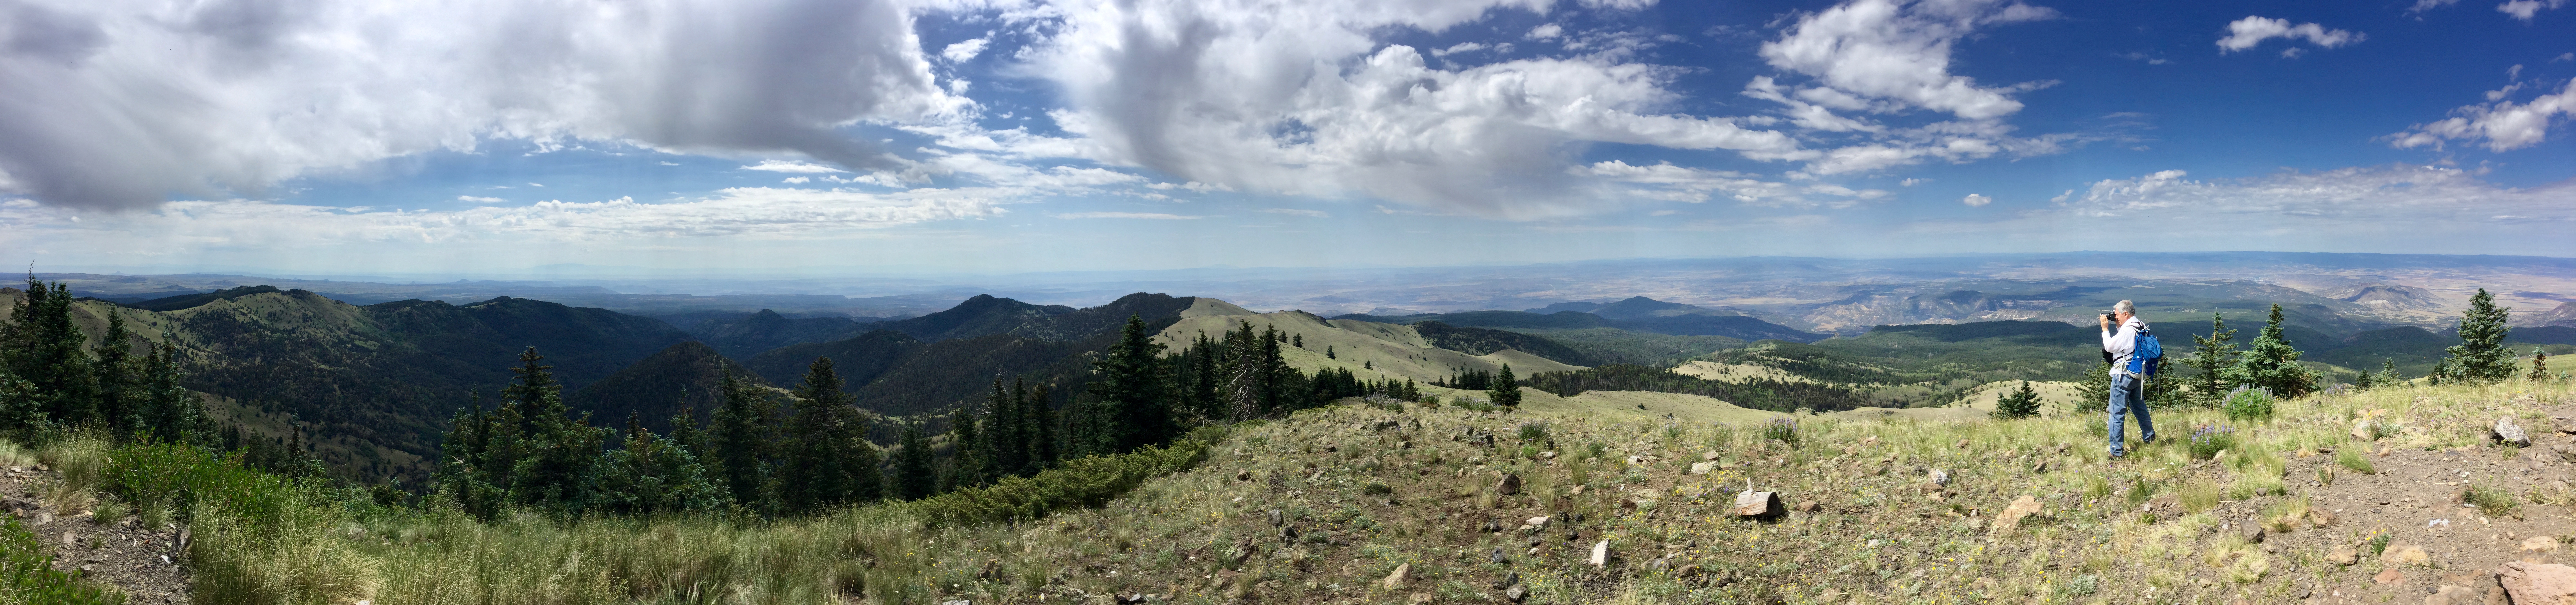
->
[38, 431, 110, 514]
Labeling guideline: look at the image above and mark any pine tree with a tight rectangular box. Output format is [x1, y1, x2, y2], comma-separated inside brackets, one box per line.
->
[2182, 313, 2239, 407]
[92, 312, 135, 434]
[1489, 364, 1521, 406]
[2354, 364, 2379, 390]
[709, 368, 773, 511]
[433, 392, 507, 520]
[1187, 334, 1219, 420]
[1093, 315, 1172, 452]
[943, 403, 985, 491]
[2443, 288, 2516, 383]
[2533, 348, 2552, 383]
[0, 372, 38, 439]
[982, 378, 1026, 479]
[779, 357, 853, 514]
[892, 423, 936, 500]
[133, 343, 199, 444]
[2, 279, 95, 425]
[843, 426, 884, 505]
[1024, 383, 1056, 472]
[1992, 381, 2042, 418]
[594, 414, 724, 515]
[2223, 304, 2317, 399]
[502, 348, 607, 515]
[1293, 333, 1303, 349]
[2379, 359, 2402, 387]
[1325, 344, 1335, 360]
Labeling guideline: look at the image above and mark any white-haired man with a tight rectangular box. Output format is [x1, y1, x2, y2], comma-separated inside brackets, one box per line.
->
[2100, 300, 2155, 459]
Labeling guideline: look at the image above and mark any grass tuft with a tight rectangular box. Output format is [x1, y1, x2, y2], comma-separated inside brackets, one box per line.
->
[2179, 477, 2221, 513]
[40, 431, 111, 514]
[2465, 484, 2522, 519]
[2335, 448, 2377, 474]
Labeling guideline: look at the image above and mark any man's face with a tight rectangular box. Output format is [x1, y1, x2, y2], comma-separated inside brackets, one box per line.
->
[2115, 310, 2134, 323]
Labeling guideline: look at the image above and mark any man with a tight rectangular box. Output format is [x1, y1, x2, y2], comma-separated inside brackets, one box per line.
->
[2101, 300, 2155, 459]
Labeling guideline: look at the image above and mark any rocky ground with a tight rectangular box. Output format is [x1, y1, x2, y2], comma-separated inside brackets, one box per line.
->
[0, 465, 194, 604]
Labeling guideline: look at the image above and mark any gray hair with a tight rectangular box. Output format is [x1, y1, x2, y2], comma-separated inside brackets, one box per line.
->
[2113, 300, 2135, 315]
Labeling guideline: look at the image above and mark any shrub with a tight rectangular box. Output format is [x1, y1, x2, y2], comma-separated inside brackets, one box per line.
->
[0, 517, 124, 604]
[89, 494, 126, 524]
[1759, 417, 1798, 448]
[2188, 424, 2236, 460]
[2465, 484, 2522, 519]
[2221, 387, 2275, 421]
[1516, 422, 1549, 442]
[914, 426, 1230, 528]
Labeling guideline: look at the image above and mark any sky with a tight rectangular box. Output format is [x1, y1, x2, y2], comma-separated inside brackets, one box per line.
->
[0, 0, 2571, 277]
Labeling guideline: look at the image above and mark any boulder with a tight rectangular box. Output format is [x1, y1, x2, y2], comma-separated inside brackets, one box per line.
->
[1495, 474, 1521, 496]
[1267, 509, 1283, 527]
[1992, 496, 2042, 534]
[2500, 418, 2534, 447]
[2498, 561, 2576, 605]
[1382, 563, 1411, 590]
[1589, 540, 1610, 568]
[2328, 545, 2360, 566]
[1731, 491, 1784, 519]
[1689, 462, 1717, 475]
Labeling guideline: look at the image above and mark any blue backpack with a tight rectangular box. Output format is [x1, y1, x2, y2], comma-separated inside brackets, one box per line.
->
[2127, 328, 2163, 377]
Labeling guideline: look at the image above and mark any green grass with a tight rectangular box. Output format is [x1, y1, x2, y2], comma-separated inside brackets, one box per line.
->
[2466, 484, 2523, 519]
[2335, 448, 2377, 474]
[39, 431, 111, 514]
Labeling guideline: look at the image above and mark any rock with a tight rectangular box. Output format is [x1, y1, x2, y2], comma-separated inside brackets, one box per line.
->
[60, 530, 74, 547]
[2425, 586, 2478, 605]
[1537, 450, 1552, 459]
[1481, 520, 1502, 533]
[2377, 569, 2406, 585]
[2384, 543, 2430, 568]
[1408, 592, 1433, 604]
[1235, 470, 1252, 481]
[1493, 572, 1519, 590]
[1503, 584, 1529, 603]
[1689, 461, 1717, 475]
[1280, 526, 1299, 541]
[1524, 516, 1550, 528]
[2328, 545, 2360, 566]
[1731, 491, 1783, 519]
[1702, 451, 1720, 461]
[1495, 474, 1521, 496]
[1399, 441, 1412, 449]
[1267, 509, 1283, 527]
[2355, 418, 2378, 440]
[1569, 486, 1583, 495]
[2500, 418, 2534, 447]
[2529, 537, 2564, 552]
[2557, 420, 2576, 434]
[1489, 548, 1506, 564]
[2240, 522, 2264, 543]
[1993, 496, 2042, 534]
[942, 601, 972, 605]
[2309, 509, 2337, 527]
[1382, 563, 1411, 590]
[1929, 469, 1951, 487]
[2557, 443, 2576, 463]
[1589, 540, 1609, 567]
[2498, 561, 2576, 605]
[1794, 501, 1820, 513]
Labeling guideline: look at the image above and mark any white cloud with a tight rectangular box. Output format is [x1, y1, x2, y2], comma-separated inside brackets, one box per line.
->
[2215, 16, 2362, 54]
[783, 177, 812, 184]
[1257, 208, 1330, 218]
[2408, 0, 2459, 13]
[1052, 211, 1201, 219]
[2048, 189, 2072, 204]
[2498, 0, 2569, 20]
[1756, 0, 2059, 121]
[456, 195, 506, 204]
[2058, 165, 2575, 223]
[1900, 178, 1924, 187]
[1578, 160, 1886, 208]
[658, 161, 680, 166]
[942, 35, 993, 63]
[1526, 24, 1563, 40]
[1015, 0, 1808, 219]
[1960, 193, 1991, 207]
[741, 160, 850, 173]
[0, 0, 961, 211]
[2390, 79, 2576, 152]
[2556, 53, 2576, 62]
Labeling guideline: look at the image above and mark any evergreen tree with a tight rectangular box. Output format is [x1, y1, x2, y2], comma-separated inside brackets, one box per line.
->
[892, 423, 936, 501]
[2443, 288, 2517, 383]
[844, 425, 884, 505]
[1092, 315, 1172, 452]
[943, 402, 985, 491]
[2, 279, 94, 425]
[2223, 304, 2317, 399]
[2354, 364, 2379, 390]
[0, 372, 37, 439]
[432, 392, 507, 520]
[1292, 333, 1303, 349]
[594, 414, 724, 515]
[982, 378, 1026, 479]
[132, 343, 199, 444]
[666, 400, 710, 466]
[501, 348, 607, 515]
[2379, 359, 2403, 387]
[1024, 383, 1056, 472]
[1325, 345, 1335, 360]
[1992, 381, 2042, 418]
[709, 368, 773, 511]
[92, 312, 135, 434]
[1489, 364, 1521, 406]
[778, 357, 853, 514]
[2182, 313, 2239, 407]
[2534, 348, 2552, 383]
[1186, 334, 1219, 420]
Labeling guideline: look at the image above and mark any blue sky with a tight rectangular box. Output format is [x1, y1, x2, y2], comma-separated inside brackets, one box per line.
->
[1, 0, 2570, 276]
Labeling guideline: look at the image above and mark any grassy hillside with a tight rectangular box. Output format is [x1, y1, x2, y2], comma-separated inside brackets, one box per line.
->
[1153, 307, 1584, 384]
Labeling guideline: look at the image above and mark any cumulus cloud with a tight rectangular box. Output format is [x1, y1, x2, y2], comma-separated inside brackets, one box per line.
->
[2215, 16, 2362, 55]
[2389, 79, 2576, 152]
[2498, 0, 2569, 20]
[1960, 193, 1991, 207]
[942, 35, 992, 63]
[0, 0, 960, 211]
[2408, 0, 2459, 13]
[1014, 0, 1806, 219]
[1756, 0, 2058, 121]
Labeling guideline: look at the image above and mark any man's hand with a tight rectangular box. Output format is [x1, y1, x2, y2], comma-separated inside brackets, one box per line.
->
[2099, 315, 2112, 331]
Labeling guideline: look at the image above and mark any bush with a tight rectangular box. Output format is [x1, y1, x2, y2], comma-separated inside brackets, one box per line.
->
[914, 426, 1230, 528]
[1516, 422, 1549, 442]
[2222, 387, 2275, 421]
[0, 517, 124, 604]
[1759, 417, 1798, 448]
[2187, 424, 2236, 460]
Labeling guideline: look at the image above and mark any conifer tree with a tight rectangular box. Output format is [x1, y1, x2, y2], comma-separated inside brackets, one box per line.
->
[779, 357, 853, 514]
[1093, 315, 1171, 452]
[944, 403, 985, 491]
[2379, 359, 2402, 387]
[2, 279, 95, 425]
[667, 400, 710, 464]
[2532, 348, 2551, 383]
[982, 378, 1026, 478]
[1992, 381, 2042, 418]
[1187, 334, 1219, 420]
[133, 343, 199, 444]
[0, 372, 37, 438]
[2443, 288, 2516, 383]
[1489, 364, 1521, 406]
[892, 423, 936, 501]
[2354, 364, 2378, 390]
[502, 347, 607, 514]
[92, 312, 135, 433]
[709, 368, 773, 510]
[1024, 383, 1055, 472]
[2182, 313, 2239, 406]
[433, 392, 507, 520]
[2223, 304, 2317, 398]
[1293, 333, 1303, 349]
[1325, 345, 1335, 360]
[594, 414, 724, 515]
[844, 427, 884, 505]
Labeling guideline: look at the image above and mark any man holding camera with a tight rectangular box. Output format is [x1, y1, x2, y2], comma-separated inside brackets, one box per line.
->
[2101, 300, 2154, 459]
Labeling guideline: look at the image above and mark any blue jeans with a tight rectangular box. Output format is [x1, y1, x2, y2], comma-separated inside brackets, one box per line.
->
[2107, 373, 2155, 457]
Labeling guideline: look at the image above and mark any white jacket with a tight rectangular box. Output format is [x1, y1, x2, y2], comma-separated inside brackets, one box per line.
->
[2102, 316, 2147, 377]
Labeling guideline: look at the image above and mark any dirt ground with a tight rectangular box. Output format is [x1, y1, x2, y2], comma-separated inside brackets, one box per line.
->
[1, 465, 194, 604]
[2272, 407, 2576, 604]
